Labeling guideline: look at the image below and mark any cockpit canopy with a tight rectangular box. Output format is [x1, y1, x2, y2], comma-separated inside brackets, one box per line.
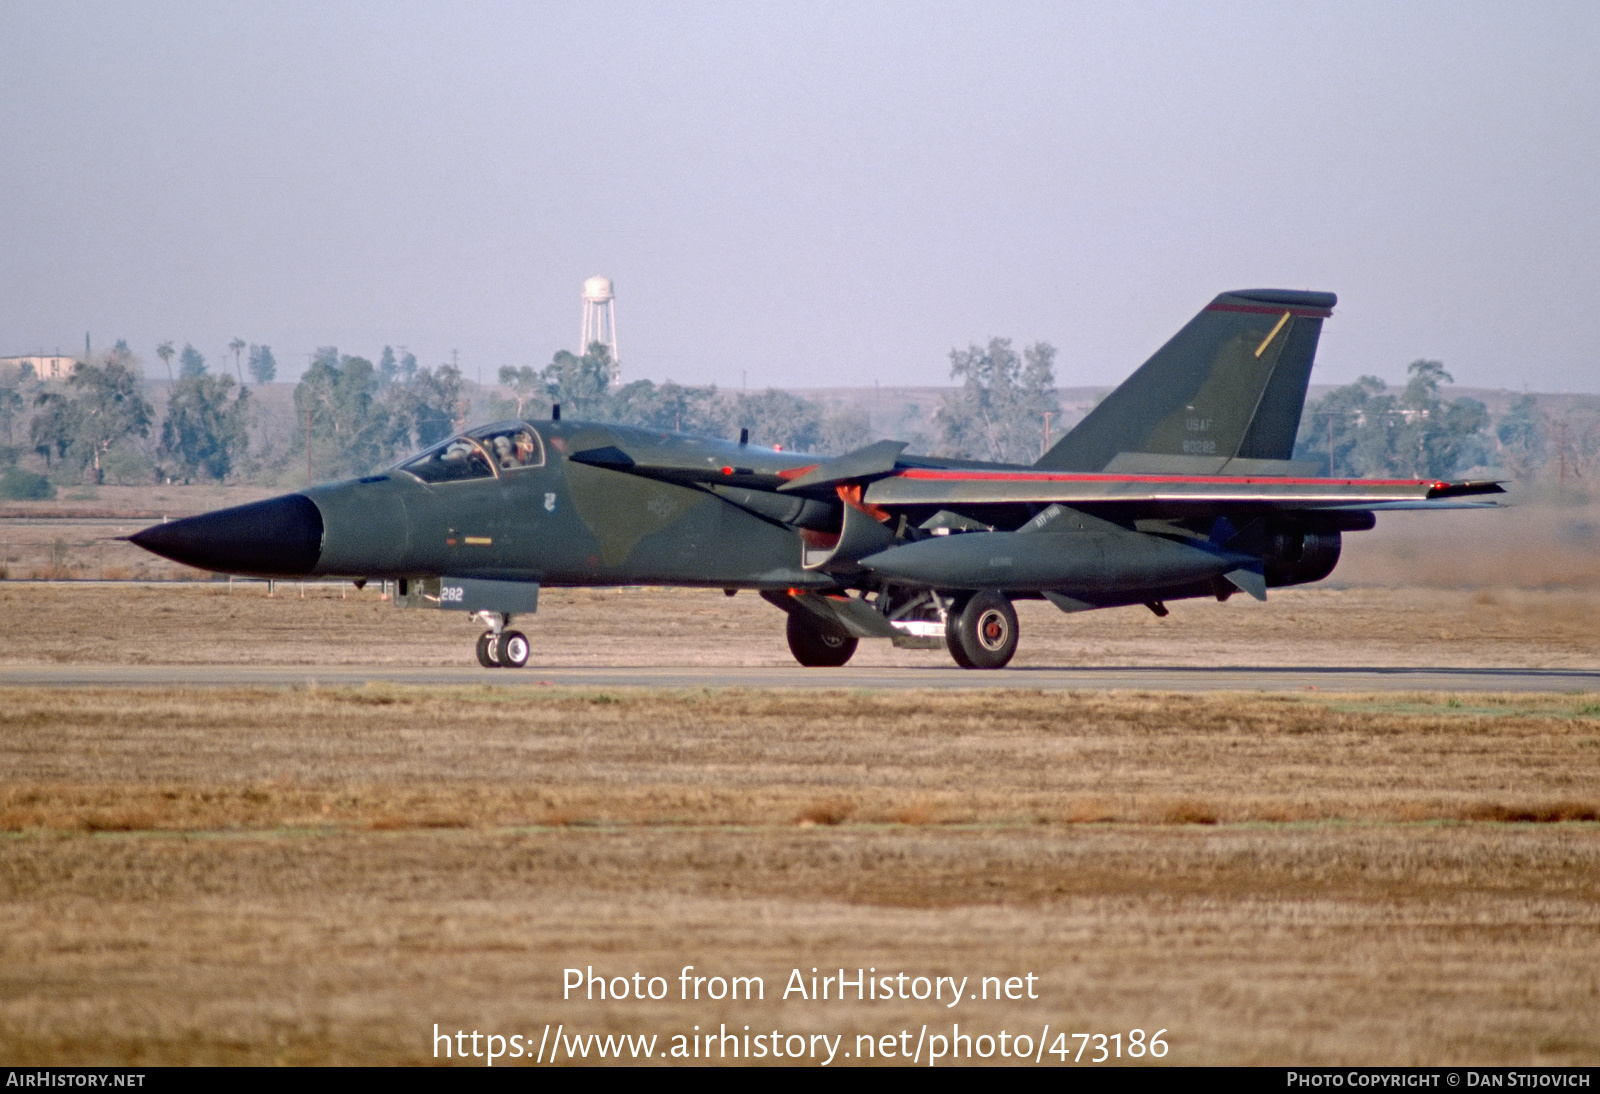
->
[394, 422, 545, 483]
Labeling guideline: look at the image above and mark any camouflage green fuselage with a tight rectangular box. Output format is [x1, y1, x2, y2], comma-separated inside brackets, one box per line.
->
[307, 420, 832, 590]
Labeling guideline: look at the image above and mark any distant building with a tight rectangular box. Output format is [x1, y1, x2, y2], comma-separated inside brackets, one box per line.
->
[1, 355, 78, 382]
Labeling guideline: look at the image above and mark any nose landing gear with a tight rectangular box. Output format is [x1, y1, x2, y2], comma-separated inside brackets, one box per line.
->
[497, 630, 530, 667]
[472, 611, 530, 669]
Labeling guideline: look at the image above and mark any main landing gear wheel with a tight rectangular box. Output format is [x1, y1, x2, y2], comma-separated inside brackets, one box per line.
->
[497, 630, 530, 668]
[945, 591, 1018, 669]
[786, 613, 859, 667]
[476, 632, 500, 668]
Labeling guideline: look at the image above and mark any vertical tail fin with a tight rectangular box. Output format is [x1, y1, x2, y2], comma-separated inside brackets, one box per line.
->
[1035, 289, 1336, 472]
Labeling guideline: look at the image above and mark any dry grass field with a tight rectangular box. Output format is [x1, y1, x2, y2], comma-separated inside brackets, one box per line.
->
[1, 492, 1598, 1066]
[2, 682, 1599, 1066]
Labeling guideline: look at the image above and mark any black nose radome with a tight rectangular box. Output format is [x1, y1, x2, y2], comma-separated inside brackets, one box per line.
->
[129, 494, 323, 576]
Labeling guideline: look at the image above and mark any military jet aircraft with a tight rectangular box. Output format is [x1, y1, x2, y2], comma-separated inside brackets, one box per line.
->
[130, 289, 1502, 669]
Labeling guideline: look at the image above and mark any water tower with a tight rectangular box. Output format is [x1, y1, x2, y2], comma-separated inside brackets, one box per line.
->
[580, 275, 619, 386]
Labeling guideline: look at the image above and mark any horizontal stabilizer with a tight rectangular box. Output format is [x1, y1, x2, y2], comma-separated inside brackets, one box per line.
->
[1331, 497, 1505, 511]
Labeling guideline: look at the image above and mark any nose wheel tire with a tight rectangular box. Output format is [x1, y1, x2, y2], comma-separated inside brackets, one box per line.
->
[945, 591, 1018, 669]
[785, 613, 859, 667]
[475, 632, 501, 668]
[497, 630, 530, 668]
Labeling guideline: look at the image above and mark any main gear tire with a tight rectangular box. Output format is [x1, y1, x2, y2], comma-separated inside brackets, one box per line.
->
[785, 613, 859, 667]
[475, 632, 501, 668]
[497, 629, 530, 668]
[945, 591, 1018, 669]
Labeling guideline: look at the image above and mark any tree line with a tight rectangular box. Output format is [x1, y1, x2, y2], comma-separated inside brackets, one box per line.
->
[3, 341, 266, 495]
[1294, 359, 1600, 487]
[497, 337, 1064, 465]
[494, 344, 876, 456]
[3, 332, 1590, 500]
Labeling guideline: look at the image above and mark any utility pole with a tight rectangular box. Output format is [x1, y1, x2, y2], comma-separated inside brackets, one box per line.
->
[1042, 411, 1053, 457]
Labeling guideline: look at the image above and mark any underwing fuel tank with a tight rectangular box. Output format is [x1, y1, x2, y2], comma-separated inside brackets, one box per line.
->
[859, 506, 1249, 591]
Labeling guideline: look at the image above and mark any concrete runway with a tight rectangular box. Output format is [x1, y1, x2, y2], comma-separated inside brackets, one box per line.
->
[3, 662, 1597, 691]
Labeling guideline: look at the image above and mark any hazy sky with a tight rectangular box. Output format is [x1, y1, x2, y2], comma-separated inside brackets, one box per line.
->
[3, 2, 1597, 393]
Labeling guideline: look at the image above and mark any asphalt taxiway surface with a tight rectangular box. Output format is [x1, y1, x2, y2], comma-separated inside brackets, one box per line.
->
[2, 662, 1597, 692]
